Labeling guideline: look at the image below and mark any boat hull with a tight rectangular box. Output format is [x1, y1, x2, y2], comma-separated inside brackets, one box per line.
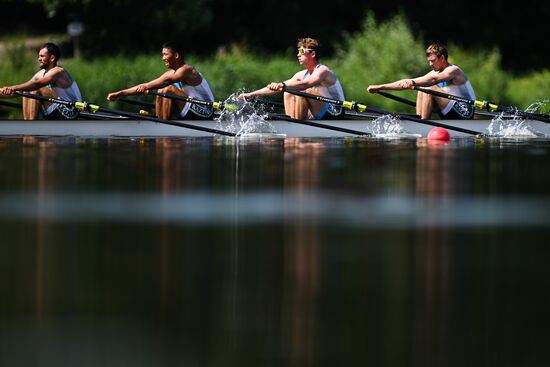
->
[0, 119, 547, 138]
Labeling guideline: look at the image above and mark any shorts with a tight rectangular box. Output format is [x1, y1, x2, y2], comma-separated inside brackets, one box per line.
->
[43, 104, 80, 120]
[314, 103, 345, 120]
[177, 103, 215, 120]
[438, 101, 474, 120]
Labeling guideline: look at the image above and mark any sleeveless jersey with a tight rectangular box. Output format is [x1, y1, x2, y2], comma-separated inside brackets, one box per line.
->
[43, 69, 82, 119]
[437, 65, 476, 116]
[173, 69, 214, 118]
[303, 64, 345, 116]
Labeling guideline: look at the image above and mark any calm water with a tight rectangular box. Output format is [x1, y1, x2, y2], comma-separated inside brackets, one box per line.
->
[1, 135, 549, 367]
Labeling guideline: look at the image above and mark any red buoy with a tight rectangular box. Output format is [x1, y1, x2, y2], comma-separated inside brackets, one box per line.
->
[427, 127, 450, 141]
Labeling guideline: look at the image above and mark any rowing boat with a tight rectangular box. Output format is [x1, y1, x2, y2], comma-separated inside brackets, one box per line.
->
[0, 118, 548, 138]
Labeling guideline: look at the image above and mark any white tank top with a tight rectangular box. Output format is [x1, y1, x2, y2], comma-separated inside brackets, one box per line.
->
[44, 70, 82, 115]
[437, 65, 476, 115]
[303, 64, 345, 114]
[173, 69, 214, 117]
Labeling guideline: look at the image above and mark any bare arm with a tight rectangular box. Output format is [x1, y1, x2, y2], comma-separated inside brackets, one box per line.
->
[106, 70, 174, 101]
[367, 66, 462, 93]
[238, 70, 303, 101]
[1, 69, 60, 96]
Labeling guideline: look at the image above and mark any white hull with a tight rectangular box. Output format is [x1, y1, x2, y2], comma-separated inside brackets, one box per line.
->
[0, 119, 548, 138]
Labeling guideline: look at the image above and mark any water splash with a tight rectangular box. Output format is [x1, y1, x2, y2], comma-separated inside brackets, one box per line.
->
[365, 114, 420, 138]
[526, 98, 549, 114]
[366, 114, 405, 134]
[216, 91, 277, 135]
[487, 112, 547, 138]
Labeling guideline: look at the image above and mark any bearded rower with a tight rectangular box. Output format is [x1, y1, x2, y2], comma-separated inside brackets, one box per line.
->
[0, 43, 82, 120]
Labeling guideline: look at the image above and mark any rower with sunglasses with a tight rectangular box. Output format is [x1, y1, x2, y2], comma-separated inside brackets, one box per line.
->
[238, 37, 345, 120]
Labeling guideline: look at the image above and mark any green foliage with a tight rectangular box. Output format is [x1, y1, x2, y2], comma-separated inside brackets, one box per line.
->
[506, 70, 550, 114]
[334, 13, 426, 111]
[1, 13, 548, 119]
[195, 45, 295, 99]
[448, 45, 507, 103]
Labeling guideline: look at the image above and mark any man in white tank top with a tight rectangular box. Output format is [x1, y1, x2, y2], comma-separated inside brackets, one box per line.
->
[107, 41, 215, 120]
[0, 43, 82, 120]
[238, 37, 345, 120]
[367, 43, 476, 120]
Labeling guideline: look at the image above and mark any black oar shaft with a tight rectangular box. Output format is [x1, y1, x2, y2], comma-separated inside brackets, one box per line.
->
[119, 98, 155, 109]
[283, 87, 482, 135]
[15, 91, 236, 137]
[94, 105, 235, 136]
[0, 100, 22, 108]
[377, 91, 417, 107]
[268, 114, 372, 136]
[147, 90, 218, 108]
[413, 86, 550, 123]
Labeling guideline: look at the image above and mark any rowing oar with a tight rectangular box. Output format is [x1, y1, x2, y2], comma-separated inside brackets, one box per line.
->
[0, 100, 22, 109]
[14, 91, 236, 136]
[376, 91, 507, 119]
[281, 87, 483, 135]
[413, 86, 550, 123]
[267, 113, 372, 136]
[145, 90, 237, 112]
[119, 98, 156, 109]
[378, 91, 417, 108]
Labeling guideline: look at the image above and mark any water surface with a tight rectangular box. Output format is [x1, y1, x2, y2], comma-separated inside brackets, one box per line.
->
[1, 136, 549, 366]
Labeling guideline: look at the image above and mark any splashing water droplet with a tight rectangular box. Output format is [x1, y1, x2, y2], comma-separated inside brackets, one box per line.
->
[487, 112, 547, 138]
[365, 114, 408, 136]
[215, 91, 277, 135]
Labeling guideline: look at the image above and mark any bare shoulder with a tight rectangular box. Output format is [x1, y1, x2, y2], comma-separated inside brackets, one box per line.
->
[290, 69, 305, 81]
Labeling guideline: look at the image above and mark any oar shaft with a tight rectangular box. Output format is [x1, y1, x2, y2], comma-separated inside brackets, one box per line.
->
[119, 98, 155, 109]
[0, 100, 22, 108]
[414, 86, 550, 123]
[282, 87, 367, 112]
[15, 91, 236, 136]
[377, 91, 417, 107]
[268, 114, 372, 136]
[90, 104, 235, 136]
[147, 90, 223, 110]
[284, 87, 482, 135]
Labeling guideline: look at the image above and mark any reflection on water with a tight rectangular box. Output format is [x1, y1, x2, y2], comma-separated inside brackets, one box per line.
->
[1, 136, 550, 366]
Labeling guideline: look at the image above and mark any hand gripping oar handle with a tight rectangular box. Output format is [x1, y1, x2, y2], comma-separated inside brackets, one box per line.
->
[15, 91, 237, 137]
[282, 87, 483, 135]
[413, 86, 550, 123]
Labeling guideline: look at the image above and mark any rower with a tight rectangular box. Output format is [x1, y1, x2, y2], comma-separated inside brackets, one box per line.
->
[367, 43, 476, 120]
[0, 43, 82, 120]
[238, 37, 345, 120]
[106, 41, 215, 120]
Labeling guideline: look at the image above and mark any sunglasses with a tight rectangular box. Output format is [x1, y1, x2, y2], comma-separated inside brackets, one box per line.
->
[297, 47, 313, 55]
